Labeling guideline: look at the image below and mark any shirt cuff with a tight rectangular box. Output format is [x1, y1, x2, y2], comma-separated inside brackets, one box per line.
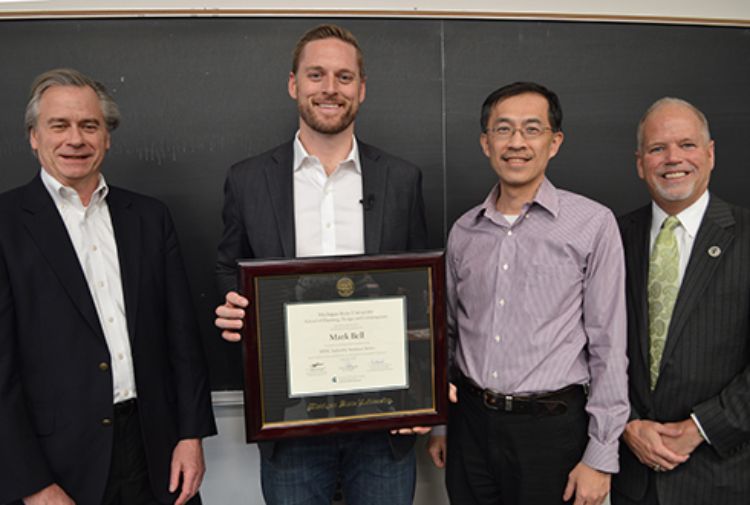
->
[431, 424, 447, 436]
[581, 437, 619, 474]
[690, 412, 712, 444]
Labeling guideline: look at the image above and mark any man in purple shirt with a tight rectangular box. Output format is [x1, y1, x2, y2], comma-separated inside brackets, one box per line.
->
[428, 82, 629, 505]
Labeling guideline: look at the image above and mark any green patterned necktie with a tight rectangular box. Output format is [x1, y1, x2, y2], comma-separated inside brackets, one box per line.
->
[648, 215, 681, 390]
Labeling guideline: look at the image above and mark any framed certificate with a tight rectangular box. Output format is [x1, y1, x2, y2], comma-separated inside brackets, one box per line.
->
[239, 251, 447, 442]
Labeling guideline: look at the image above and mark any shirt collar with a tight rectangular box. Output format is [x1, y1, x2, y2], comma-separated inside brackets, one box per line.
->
[292, 131, 361, 174]
[40, 167, 109, 208]
[477, 177, 559, 225]
[651, 190, 709, 239]
[531, 177, 560, 217]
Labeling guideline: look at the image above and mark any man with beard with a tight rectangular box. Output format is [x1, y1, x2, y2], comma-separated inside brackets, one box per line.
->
[213, 24, 428, 505]
[427, 82, 629, 505]
[612, 98, 750, 504]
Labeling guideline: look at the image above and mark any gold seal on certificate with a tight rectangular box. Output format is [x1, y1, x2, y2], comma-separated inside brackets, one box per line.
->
[238, 251, 447, 442]
[335, 276, 355, 297]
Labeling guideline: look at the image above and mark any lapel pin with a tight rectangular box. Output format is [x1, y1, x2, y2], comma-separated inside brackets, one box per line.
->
[708, 246, 721, 258]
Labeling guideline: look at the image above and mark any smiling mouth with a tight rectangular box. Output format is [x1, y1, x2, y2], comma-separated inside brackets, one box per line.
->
[315, 102, 343, 109]
[661, 171, 689, 180]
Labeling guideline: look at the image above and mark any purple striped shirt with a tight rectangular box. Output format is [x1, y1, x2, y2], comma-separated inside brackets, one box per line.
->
[446, 178, 629, 472]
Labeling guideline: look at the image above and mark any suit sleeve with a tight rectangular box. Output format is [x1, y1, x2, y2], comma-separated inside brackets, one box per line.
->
[688, 207, 750, 458]
[162, 206, 217, 439]
[216, 166, 252, 297]
[693, 361, 750, 457]
[0, 237, 55, 502]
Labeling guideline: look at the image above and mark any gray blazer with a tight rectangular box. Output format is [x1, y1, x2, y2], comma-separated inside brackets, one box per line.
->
[215, 140, 428, 459]
[613, 195, 750, 504]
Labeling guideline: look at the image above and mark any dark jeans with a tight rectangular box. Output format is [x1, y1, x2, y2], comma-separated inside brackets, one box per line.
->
[261, 431, 416, 505]
[446, 383, 589, 505]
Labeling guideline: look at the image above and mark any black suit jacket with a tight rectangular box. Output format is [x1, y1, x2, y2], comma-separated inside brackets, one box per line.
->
[216, 140, 428, 459]
[613, 196, 750, 504]
[0, 176, 217, 505]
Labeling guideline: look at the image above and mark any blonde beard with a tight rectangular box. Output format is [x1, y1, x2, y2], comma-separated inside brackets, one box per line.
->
[297, 101, 358, 135]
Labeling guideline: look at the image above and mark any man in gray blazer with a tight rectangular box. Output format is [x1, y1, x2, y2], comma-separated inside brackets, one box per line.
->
[214, 24, 428, 505]
[613, 97, 750, 504]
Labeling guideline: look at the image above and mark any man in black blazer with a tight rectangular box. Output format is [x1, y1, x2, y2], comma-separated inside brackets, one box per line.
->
[612, 98, 750, 504]
[0, 69, 216, 505]
[214, 24, 428, 505]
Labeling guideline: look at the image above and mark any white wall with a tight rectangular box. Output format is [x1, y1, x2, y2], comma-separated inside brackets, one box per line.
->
[0, 0, 748, 25]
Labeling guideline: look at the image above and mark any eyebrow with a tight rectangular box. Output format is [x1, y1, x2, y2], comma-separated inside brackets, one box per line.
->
[45, 117, 103, 130]
[302, 65, 357, 74]
[47, 117, 101, 123]
[492, 117, 543, 125]
[647, 136, 700, 146]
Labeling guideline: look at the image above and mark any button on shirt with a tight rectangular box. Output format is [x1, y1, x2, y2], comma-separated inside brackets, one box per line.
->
[41, 169, 136, 404]
[445, 178, 629, 472]
[293, 132, 365, 257]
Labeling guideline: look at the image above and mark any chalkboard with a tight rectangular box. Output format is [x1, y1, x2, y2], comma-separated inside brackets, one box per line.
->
[1, 17, 748, 389]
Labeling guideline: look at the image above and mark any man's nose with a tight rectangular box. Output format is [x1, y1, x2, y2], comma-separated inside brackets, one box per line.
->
[506, 128, 527, 148]
[664, 145, 683, 164]
[66, 126, 84, 146]
[321, 74, 338, 94]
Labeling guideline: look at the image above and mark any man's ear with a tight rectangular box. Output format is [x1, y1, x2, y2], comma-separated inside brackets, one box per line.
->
[288, 72, 298, 100]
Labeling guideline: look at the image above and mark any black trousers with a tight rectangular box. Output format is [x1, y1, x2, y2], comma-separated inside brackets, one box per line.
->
[101, 400, 162, 505]
[11, 401, 201, 505]
[446, 382, 589, 505]
[611, 475, 660, 505]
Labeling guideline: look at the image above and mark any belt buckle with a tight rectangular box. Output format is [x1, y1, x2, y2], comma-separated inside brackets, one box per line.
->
[481, 387, 516, 412]
[482, 390, 500, 410]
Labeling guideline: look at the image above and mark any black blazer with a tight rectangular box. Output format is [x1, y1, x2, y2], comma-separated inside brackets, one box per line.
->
[0, 176, 216, 505]
[613, 196, 750, 504]
[216, 140, 428, 458]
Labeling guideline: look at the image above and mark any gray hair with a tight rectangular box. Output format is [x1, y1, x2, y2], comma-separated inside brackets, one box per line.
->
[636, 97, 711, 152]
[25, 68, 120, 136]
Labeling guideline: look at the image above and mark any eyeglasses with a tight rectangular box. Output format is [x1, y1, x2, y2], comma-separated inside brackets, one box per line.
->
[485, 124, 554, 139]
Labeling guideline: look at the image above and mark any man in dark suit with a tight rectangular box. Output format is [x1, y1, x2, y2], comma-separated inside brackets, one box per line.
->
[0, 68, 216, 505]
[214, 24, 428, 505]
[613, 97, 750, 504]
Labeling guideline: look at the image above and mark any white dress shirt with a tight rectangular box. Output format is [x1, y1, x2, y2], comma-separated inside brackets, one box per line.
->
[650, 190, 710, 283]
[292, 132, 365, 257]
[41, 169, 136, 404]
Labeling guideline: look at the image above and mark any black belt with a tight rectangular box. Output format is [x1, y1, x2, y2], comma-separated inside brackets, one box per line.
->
[459, 374, 585, 415]
[113, 398, 137, 416]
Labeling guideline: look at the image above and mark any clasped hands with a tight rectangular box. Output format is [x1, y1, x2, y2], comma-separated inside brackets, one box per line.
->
[622, 417, 704, 473]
